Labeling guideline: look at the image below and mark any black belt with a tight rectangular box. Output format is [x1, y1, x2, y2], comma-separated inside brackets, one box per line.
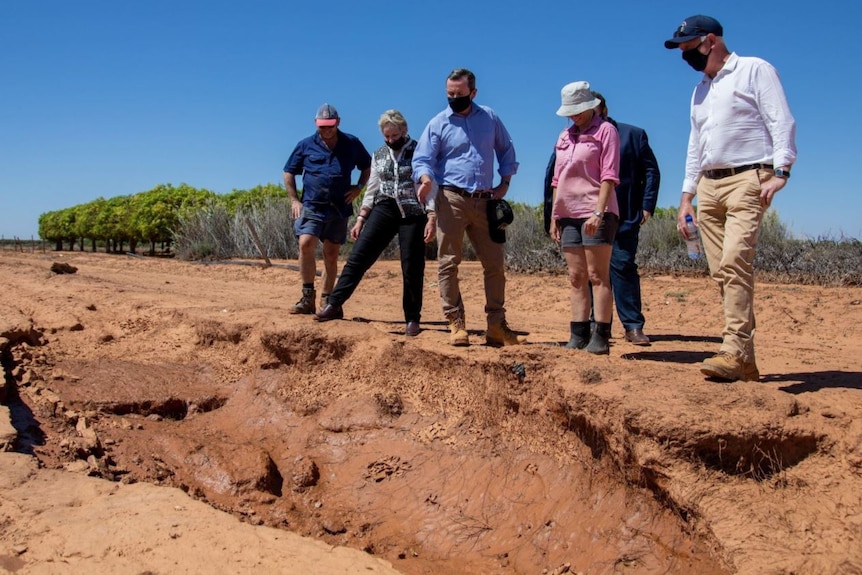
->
[703, 163, 772, 180]
[443, 185, 494, 199]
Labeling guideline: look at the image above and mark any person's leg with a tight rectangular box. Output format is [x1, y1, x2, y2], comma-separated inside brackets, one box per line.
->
[562, 240, 591, 349]
[610, 229, 646, 331]
[465, 199, 523, 346]
[436, 190, 468, 320]
[563, 246, 590, 320]
[297, 233, 320, 286]
[558, 219, 592, 349]
[463, 199, 506, 326]
[697, 172, 763, 380]
[328, 201, 400, 307]
[291, 218, 323, 314]
[582, 214, 617, 354]
[717, 171, 764, 356]
[436, 190, 469, 345]
[585, 244, 614, 323]
[398, 213, 428, 324]
[318, 215, 350, 298]
[320, 240, 340, 296]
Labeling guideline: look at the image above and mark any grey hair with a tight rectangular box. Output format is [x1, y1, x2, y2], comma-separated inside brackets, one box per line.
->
[378, 109, 408, 131]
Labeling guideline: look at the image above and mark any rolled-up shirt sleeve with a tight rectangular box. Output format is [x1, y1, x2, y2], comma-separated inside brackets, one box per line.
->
[412, 123, 438, 184]
[600, 125, 620, 185]
[683, 111, 701, 195]
[494, 116, 519, 177]
[756, 63, 797, 169]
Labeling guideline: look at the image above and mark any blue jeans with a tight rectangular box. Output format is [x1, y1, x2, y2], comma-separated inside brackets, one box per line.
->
[328, 198, 427, 323]
[609, 228, 645, 330]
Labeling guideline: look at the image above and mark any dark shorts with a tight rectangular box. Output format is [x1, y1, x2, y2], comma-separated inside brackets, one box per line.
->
[294, 213, 349, 244]
[559, 214, 619, 247]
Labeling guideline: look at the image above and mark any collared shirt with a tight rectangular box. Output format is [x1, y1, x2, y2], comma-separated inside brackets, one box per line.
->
[683, 53, 797, 194]
[412, 103, 518, 194]
[362, 138, 435, 217]
[284, 130, 371, 218]
[551, 113, 620, 220]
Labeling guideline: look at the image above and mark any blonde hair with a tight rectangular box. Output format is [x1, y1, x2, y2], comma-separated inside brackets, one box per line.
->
[378, 109, 408, 131]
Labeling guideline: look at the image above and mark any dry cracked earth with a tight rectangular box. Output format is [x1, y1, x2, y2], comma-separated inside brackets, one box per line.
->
[1, 250, 861, 575]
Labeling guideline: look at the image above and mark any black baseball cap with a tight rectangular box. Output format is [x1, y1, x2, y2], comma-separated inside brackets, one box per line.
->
[664, 15, 723, 49]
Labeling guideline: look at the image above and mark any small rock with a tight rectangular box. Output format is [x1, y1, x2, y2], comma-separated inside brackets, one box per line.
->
[291, 457, 320, 490]
[63, 460, 90, 473]
[50, 262, 78, 274]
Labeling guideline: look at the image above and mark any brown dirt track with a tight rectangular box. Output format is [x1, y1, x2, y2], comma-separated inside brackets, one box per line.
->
[1, 250, 860, 575]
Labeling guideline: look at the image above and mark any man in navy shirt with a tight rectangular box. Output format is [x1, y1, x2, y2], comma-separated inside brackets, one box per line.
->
[283, 104, 371, 314]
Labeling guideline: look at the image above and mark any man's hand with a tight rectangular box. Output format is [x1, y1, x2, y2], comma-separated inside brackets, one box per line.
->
[491, 181, 510, 200]
[549, 218, 561, 243]
[350, 218, 364, 241]
[423, 212, 437, 243]
[345, 185, 363, 204]
[677, 193, 697, 240]
[759, 176, 787, 209]
[641, 210, 651, 225]
[290, 199, 302, 220]
[417, 179, 433, 204]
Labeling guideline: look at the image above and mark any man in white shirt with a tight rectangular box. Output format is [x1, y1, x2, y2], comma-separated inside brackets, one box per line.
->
[665, 15, 797, 382]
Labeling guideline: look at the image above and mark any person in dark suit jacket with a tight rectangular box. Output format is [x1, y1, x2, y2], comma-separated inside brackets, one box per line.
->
[544, 92, 660, 344]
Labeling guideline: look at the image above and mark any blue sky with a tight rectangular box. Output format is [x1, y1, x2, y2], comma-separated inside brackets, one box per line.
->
[2, 0, 859, 240]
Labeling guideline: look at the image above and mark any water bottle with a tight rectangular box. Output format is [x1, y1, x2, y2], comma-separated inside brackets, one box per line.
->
[683, 215, 703, 260]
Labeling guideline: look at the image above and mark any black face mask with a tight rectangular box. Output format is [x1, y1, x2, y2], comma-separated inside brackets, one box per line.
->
[385, 136, 407, 151]
[682, 43, 711, 72]
[448, 94, 472, 114]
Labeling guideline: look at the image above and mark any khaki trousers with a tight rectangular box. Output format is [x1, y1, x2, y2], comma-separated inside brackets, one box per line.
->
[696, 169, 771, 358]
[436, 189, 506, 325]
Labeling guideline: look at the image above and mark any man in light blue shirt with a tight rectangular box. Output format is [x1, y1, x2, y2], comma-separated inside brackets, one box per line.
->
[412, 68, 524, 347]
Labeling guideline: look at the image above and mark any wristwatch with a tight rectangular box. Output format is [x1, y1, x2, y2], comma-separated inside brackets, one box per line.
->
[592, 210, 603, 218]
[774, 168, 791, 179]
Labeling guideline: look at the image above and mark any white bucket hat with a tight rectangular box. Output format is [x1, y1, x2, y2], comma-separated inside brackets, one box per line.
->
[556, 81, 601, 117]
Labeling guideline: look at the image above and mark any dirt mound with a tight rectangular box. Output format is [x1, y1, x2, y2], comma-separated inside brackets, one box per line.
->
[1, 251, 861, 575]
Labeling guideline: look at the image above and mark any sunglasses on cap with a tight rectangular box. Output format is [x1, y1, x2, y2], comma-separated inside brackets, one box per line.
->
[673, 25, 712, 38]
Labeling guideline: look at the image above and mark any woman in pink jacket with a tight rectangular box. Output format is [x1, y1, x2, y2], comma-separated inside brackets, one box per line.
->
[550, 81, 620, 354]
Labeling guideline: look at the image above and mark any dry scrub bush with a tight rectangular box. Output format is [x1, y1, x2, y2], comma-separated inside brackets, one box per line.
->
[175, 198, 297, 261]
[173, 200, 861, 286]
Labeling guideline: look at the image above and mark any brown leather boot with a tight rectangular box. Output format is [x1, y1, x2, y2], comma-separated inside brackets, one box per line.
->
[449, 315, 469, 347]
[700, 352, 744, 381]
[289, 287, 316, 315]
[486, 320, 526, 347]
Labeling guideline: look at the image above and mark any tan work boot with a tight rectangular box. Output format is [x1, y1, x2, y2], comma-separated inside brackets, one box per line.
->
[485, 319, 526, 347]
[449, 315, 469, 347]
[742, 360, 760, 382]
[700, 351, 743, 381]
[289, 287, 316, 315]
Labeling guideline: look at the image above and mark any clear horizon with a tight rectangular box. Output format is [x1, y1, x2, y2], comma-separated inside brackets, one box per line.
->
[2, 0, 859, 240]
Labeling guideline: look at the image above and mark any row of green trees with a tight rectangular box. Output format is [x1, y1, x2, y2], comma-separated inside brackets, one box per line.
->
[37, 183, 286, 255]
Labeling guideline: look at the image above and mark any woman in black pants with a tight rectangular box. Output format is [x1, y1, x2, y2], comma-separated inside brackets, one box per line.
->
[314, 110, 436, 336]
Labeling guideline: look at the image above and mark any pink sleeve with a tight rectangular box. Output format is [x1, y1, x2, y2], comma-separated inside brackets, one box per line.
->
[599, 124, 620, 185]
[551, 130, 567, 187]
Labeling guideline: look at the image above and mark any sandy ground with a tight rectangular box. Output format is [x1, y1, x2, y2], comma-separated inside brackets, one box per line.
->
[0, 249, 860, 575]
